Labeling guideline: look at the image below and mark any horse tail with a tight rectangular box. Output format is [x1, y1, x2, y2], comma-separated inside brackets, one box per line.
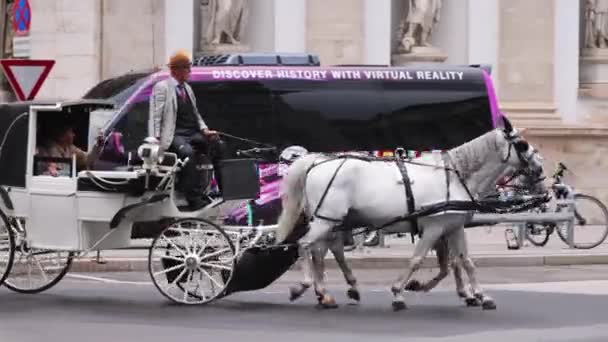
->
[275, 154, 317, 244]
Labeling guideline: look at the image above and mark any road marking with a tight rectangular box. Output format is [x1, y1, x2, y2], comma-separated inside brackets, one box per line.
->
[485, 279, 608, 295]
[66, 274, 152, 286]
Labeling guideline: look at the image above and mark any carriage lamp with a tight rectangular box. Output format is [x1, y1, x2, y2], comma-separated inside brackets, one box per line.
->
[137, 137, 162, 189]
[138, 137, 161, 171]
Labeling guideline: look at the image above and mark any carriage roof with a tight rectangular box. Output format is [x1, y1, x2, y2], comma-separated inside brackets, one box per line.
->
[0, 99, 115, 188]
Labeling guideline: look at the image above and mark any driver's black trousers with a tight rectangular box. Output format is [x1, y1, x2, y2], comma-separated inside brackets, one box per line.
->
[169, 132, 226, 205]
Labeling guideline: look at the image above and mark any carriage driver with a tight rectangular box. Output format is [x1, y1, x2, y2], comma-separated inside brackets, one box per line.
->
[149, 50, 225, 211]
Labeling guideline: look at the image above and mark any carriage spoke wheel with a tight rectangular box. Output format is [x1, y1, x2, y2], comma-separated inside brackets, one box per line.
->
[0, 213, 15, 285]
[3, 236, 73, 294]
[148, 218, 236, 305]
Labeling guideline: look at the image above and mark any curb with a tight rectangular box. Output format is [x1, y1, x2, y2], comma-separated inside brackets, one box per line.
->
[68, 253, 608, 273]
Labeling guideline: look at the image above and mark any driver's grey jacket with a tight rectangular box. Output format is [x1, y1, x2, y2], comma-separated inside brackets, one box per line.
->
[148, 77, 208, 151]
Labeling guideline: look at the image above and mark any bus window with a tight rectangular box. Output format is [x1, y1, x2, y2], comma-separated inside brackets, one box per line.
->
[269, 80, 388, 152]
[96, 101, 148, 168]
[380, 81, 493, 150]
[190, 81, 277, 156]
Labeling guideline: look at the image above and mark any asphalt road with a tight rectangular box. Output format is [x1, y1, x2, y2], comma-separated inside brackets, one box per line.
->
[2, 266, 608, 342]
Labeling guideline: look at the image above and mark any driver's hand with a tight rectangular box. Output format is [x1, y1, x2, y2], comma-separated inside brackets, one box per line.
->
[202, 128, 219, 141]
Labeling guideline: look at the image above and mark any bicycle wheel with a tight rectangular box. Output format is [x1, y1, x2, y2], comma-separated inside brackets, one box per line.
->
[525, 223, 552, 247]
[556, 194, 608, 249]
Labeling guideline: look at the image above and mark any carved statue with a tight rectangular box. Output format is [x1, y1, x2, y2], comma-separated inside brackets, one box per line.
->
[200, 0, 249, 47]
[585, 0, 608, 49]
[396, 0, 442, 54]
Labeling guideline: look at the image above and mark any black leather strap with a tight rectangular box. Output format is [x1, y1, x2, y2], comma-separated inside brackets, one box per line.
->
[394, 158, 419, 240]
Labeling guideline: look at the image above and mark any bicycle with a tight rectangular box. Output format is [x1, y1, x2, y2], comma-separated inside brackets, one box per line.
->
[504, 162, 608, 249]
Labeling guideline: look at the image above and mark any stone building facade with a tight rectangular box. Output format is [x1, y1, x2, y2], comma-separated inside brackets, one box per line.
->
[2, 0, 608, 203]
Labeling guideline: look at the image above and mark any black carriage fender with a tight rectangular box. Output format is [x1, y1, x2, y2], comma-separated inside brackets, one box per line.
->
[0, 187, 13, 210]
[109, 193, 169, 229]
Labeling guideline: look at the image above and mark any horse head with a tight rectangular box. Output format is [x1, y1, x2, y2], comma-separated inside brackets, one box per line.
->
[497, 115, 544, 182]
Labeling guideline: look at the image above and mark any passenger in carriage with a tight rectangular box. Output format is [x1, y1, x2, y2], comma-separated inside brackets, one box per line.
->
[149, 50, 225, 210]
[36, 123, 104, 177]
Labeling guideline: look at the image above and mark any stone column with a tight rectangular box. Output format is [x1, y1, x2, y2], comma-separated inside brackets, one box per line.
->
[306, 0, 364, 65]
[29, 0, 102, 99]
[496, 0, 561, 127]
[364, 0, 391, 65]
[102, 0, 165, 80]
[164, 0, 192, 62]
[274, 0, 306, 53]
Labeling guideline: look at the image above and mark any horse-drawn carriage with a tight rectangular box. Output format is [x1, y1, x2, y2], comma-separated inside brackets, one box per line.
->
[0, 54, 600, 308]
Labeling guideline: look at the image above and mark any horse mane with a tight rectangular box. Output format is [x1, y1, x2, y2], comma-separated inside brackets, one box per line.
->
[446, 129, 502, 180]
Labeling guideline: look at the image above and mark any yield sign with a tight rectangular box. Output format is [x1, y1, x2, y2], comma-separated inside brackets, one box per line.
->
[0, 59, 55, 101]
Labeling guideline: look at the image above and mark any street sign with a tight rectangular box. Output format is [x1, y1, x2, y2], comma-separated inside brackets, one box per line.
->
[0, 59, 55, 101]
[12, 0, 31, 36]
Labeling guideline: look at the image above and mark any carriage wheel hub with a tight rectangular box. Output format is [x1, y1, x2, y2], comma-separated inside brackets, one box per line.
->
[185, 255, 200, 270]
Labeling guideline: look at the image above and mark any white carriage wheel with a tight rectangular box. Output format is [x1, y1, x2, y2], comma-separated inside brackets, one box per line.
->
[148, 217, 236, 305]
[3, 223, 74, 294]
[0, 211, 15, 285]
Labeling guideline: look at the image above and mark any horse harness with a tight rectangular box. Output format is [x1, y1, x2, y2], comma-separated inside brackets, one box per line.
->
[304, 152, 477, 241]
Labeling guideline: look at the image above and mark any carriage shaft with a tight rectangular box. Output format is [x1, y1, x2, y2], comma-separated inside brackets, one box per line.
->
[471, 211, 574, 224]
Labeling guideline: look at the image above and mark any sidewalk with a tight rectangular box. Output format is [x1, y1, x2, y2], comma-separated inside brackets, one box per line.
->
[68, 225, 608, 272]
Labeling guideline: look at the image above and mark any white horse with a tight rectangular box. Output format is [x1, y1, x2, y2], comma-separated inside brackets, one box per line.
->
[286, 155, 549, 308]
[275, 117, 544, 311]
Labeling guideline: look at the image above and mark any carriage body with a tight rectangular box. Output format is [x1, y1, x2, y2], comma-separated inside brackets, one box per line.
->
[0, 100, 145, 252]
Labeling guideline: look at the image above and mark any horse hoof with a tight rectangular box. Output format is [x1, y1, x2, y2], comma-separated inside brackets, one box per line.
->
[392, 301, 407, 311]
[316, 301, 339, 310]
[405, 279, 423, 292]
[482, 300, 497, 310]
[465, 297, 480, 307]
[316, 295, 338, 309]
[347, 288, 361, 302]
[289, 286, 305, 302]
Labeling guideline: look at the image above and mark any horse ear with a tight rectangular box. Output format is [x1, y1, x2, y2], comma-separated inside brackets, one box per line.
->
[501, 116, 513, 133]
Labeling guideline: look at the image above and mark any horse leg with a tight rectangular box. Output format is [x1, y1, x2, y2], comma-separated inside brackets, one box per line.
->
[452, 227, 496, 310]
[329, 231, 360, 304]
[289, 239, 326, 302]
[299, 219, 338, 309]
[391, 221, 444, 311]
[445, 229, 478, 306]
[406, 236, 449, 293]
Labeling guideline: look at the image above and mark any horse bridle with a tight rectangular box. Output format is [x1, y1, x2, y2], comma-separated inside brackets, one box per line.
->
[501, 130, 543, 184]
